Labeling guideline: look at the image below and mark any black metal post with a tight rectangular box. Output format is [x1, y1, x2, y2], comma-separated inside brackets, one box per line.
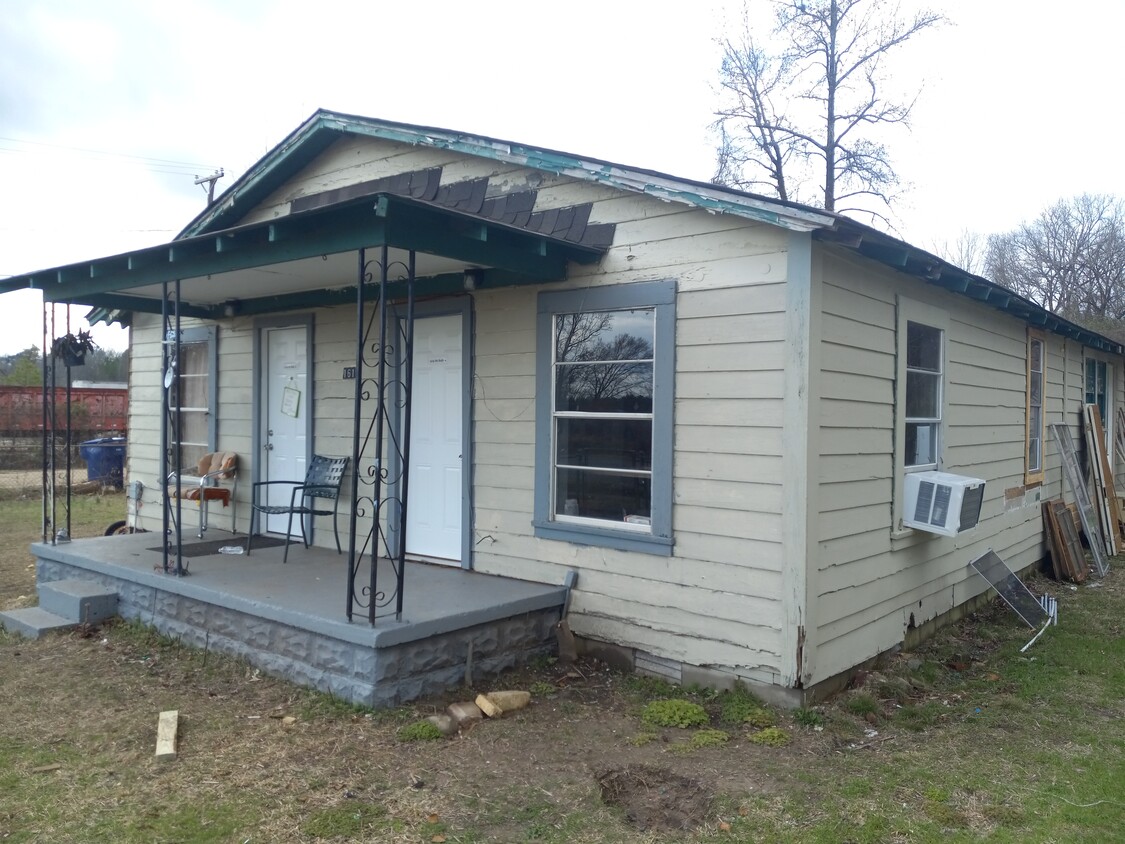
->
[41, 305, 49, 543]
[64, 359, 72, 539]
[160, 283, 170, 573]
[395, 251, 415, 621]
[346, 248, 365, 622]
[173, 279, 183, 576]
[368, 245, 390, 625]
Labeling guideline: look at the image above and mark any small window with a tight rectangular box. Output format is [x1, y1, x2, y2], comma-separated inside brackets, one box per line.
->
[904, 321, 943, 470]
[894, 297, 948, 535]
[1085, 356, 1113, 453]
[170, 327, 217, 468]
[535, 280, 675, 555]
[1026, 332, 1045, 484]
[1086, 357, 1108, 422]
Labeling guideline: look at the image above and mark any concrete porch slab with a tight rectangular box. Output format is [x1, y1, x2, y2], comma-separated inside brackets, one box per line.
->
[31, 534, 567, 707]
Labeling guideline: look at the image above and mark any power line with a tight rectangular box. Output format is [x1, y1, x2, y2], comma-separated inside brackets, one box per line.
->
[0, 136, 220, 175]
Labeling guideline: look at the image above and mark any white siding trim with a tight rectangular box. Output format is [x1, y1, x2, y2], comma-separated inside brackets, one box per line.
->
[781, 232, 817, 686]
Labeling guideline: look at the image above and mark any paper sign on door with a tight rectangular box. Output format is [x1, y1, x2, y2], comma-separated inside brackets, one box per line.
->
[281, 385, 301, 418]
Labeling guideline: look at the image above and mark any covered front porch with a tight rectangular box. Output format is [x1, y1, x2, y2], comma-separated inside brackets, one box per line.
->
[31, 532, 567, 707]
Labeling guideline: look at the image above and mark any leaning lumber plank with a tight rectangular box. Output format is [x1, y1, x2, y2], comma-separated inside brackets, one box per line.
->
[1053, 500, 1088, 583]
[1039, 501, 1066, 580]
[1083, 406, 1117, 556]
[1088, 407, 1125, 547]
[156, 710, 179, 762]
[1042, 502, 1066, 582]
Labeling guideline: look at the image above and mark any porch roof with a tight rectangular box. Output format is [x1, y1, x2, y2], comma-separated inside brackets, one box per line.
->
[0, 191, 608, 322]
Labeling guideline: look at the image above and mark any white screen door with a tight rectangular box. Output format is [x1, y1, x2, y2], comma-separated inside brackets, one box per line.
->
[406, 314, 463, 563]
[262, 325, 308, 536]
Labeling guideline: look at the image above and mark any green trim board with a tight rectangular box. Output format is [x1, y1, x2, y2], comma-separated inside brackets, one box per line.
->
[180, 110, 833, 239]
[1, 193, 602, 311]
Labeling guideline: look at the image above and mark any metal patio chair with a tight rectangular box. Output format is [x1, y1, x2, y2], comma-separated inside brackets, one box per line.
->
[246, 455, 350, 563]
[167, 451, 239, 538]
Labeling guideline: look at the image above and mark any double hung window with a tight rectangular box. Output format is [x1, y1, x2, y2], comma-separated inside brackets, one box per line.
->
[535, 281, 674, 554]
[170, 326, 217, 468]
[894, 298, 948, 534]
[1026, 332, 1045, 484]
[904, 321, 943, 470]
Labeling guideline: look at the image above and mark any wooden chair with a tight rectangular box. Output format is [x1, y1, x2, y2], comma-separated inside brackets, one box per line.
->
[167, 451, 239, 538]
[246, 455, 350, 563]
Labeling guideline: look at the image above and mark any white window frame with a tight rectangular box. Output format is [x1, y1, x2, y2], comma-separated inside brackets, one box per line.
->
[1085, 356, 1113, 444]
[894, 297, 949, 535]
[1025, 330, 1046, 485]
[170, 326, 217, 469]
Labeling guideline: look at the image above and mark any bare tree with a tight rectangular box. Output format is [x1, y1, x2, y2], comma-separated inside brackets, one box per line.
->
[986, 195, 1125, 321]
[714, 0, 944, 220]
[929, 228, 986, 275]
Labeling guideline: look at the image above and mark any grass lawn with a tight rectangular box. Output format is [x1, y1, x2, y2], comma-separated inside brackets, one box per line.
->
[1, 495, 1123, 842]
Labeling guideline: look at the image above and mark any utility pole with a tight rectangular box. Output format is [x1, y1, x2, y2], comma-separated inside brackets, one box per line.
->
[194, 169, 225, 205]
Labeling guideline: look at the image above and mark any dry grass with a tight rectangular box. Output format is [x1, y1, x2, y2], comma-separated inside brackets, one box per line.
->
[2, 501, 1125, 842]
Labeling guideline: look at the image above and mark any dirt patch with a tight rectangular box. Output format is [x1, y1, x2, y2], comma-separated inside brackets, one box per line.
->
[597, 764, 713, 832]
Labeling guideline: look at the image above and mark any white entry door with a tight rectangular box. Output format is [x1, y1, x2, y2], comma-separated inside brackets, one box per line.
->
[406, 314, 463, 563]
[262, 325, 308, 536]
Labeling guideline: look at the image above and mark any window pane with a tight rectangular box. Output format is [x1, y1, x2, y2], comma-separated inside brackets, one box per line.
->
[556, 362, 653, 412]
[905, 422, 937, 466]
[907, 322, 941, 371]
[905, 372, 940, 418]
[1029, 371, 1042, 406]
[1030, 339, 1043, 371]
[556, 418, 652, 470]
[555, 310, 654, 363]
[555, 468, 651, 522]
[176, 343, 209, 408]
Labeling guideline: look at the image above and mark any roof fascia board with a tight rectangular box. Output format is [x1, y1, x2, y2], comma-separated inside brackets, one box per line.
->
[185, 110, 834, 237]
[336, 118, 834, 233]
[817, 227, 1124, 355]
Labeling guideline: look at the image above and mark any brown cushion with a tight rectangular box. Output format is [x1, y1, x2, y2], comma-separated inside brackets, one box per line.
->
[196, 451, 238, 479]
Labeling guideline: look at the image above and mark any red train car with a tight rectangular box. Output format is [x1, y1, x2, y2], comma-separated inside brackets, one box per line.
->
[0, 385, 128, 435]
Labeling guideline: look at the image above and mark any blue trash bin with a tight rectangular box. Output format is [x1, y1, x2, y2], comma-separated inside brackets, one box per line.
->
[79, 437, 126, 488]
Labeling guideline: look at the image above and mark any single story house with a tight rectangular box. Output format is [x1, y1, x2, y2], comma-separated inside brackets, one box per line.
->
[2, 109, 1119, 706]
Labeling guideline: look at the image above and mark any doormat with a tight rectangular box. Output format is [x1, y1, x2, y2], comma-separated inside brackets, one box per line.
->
[148, 535, 288, 557]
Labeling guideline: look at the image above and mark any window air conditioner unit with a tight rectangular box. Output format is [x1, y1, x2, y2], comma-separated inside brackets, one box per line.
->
[903, 471, 986, 537]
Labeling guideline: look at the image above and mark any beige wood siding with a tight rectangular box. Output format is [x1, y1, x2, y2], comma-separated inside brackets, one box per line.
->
[809, 245, 1104, 685]
[123, 136, 797, 687]
[470, 196, 793, 685]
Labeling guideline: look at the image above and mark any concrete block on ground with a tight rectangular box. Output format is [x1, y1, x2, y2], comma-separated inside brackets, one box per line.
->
[0, 607, 75, 639]
[38, 579, 118, 625]
[446, 701, 483, 728]
[485, 690, 531, 712]
[426, 714, 458, 736]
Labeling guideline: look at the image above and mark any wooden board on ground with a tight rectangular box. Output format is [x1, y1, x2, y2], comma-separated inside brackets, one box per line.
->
[1050, 424, 1109, 577]
[1041, 502, 1065, 581]
[1075, 407, 1111, 558]
[1086, 405, 1124, 548]
[1044, 499, 1088, 583]
[156, 710, 179, 761]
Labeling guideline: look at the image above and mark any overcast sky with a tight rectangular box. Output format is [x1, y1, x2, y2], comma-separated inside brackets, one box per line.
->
[2, 0, 1123, 355]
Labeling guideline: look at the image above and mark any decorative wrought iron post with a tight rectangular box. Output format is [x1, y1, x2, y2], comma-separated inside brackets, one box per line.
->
[346, 245, 415, 624]
[160, 280, 186, 576]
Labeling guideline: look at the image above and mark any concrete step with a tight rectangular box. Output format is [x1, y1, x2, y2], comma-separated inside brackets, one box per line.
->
[0, 607, 76, 640]
[38, 579, 118, 625]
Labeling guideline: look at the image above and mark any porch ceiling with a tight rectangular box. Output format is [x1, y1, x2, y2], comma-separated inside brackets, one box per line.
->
[0, 193, 607, 321]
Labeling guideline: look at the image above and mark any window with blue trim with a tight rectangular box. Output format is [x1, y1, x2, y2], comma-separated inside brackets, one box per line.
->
[535, 281, 675, 555]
